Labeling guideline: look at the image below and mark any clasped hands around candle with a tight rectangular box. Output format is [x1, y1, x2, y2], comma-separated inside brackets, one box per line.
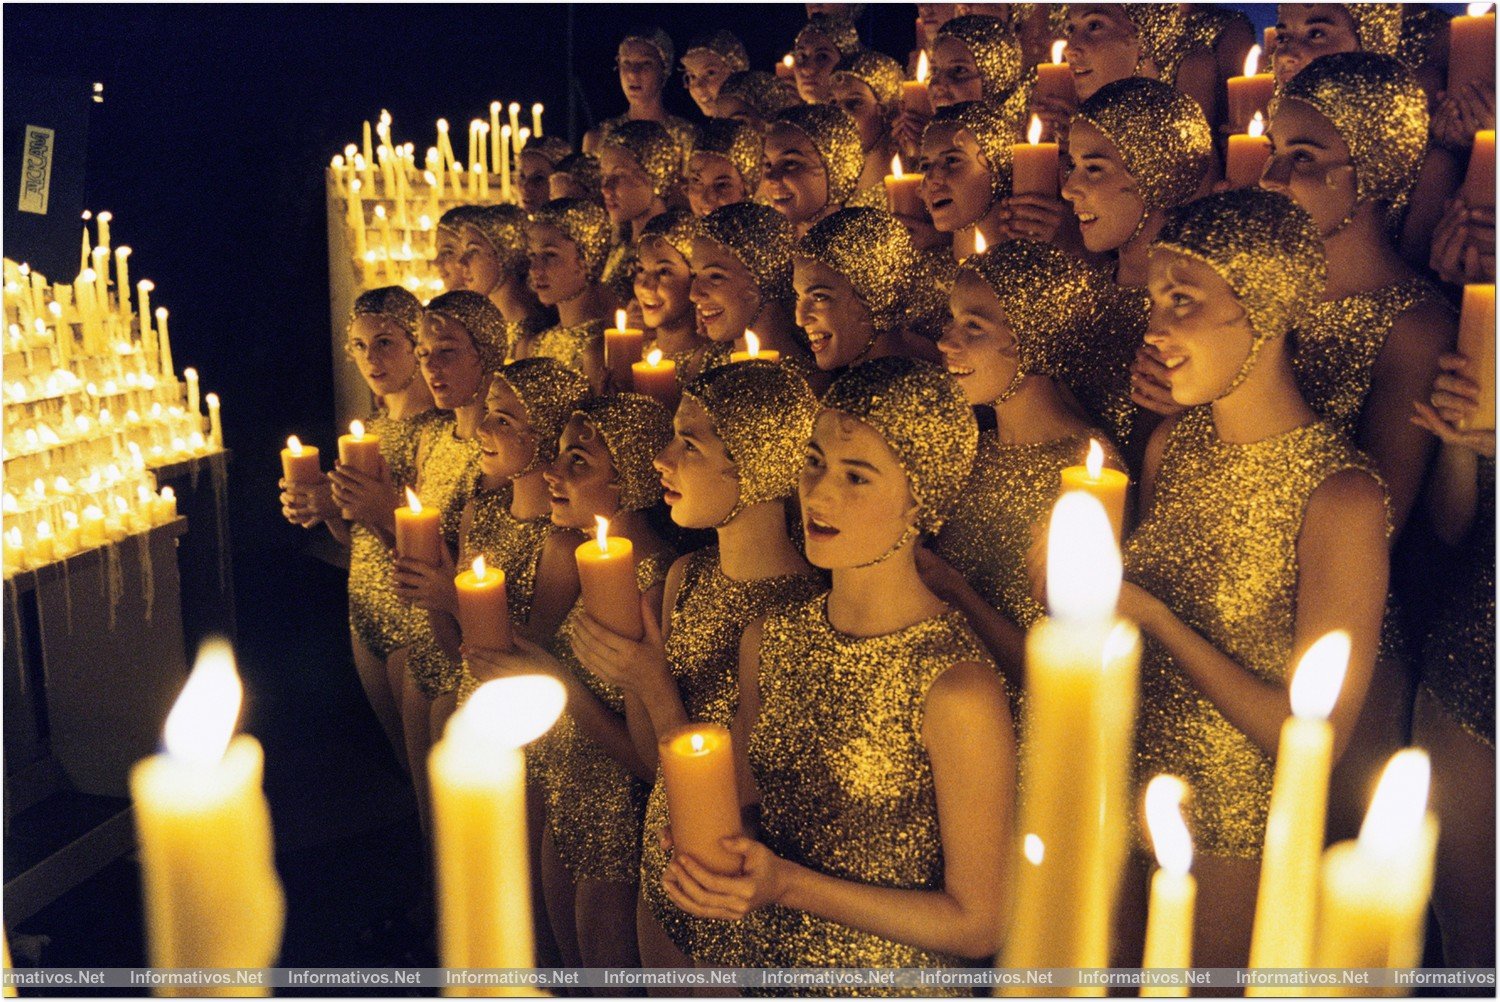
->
[659, 824, 790, 922]
[568, 595, 674, 700]
[328, 456, 401, 538]
[393, 540, 459, 614]
[279, 476, 337, 529]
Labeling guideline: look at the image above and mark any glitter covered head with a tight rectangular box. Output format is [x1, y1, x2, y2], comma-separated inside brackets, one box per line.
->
[524, 135, 573, 171]
[425, 291, 510, 371]
[771, 104, 864, 207]
[637, 208, 700, 262]
[1121, 3, 1188, 79]
[1342, 3, 1402, 56]
[1154, 188, 1327, 392]
[469, 204, 530, 276]
[795, 207, 913, 332]
[833, 50, 906, 109]
[685, 30, 750, 73]
[796, 13, 863, 60]
[553, 153, 603, 204]
[927, 100, 1016, 202]
[935, 14, 1024, 100]
[682, 360, 818, 517]
[621, 27, 674, 73]
[493, 357, 592, 470]
[575, 393, 674, 511]
[1075, 76, 1212, 214]
[692, 118, 763, 193]
[820, 357, 978, 536]
[1277, 51, 1427, 209]
[438, 204, 486, 237]
[718, 71, 803, 121]
[529, 197, 612, 282]
[699, 201, 796, 303]
[601, 120, 681, 198]
[351, 286, 423, 341]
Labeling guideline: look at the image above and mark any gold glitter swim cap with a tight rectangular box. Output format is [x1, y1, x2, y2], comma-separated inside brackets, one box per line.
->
[1277, 51, 1427, 209]
[718, 71, 803, 122]
[637, 208, 700, 263]
[522, 135, 573, 171]
[494, 357, 591, 471]
[1121, 3, 1189, 81]
[682, 359, 819, 519]
[960, 239, 1111, 398]
[833, 50, 906, 109]
[771, 104, 864, 207]
[425, 290, 510, 372]
[352, 286, 423, 341]
[796, 207, 913, 333]
[468, 204, 530, 277]
[438, 204, 485, 237]
[621, 27, 675, 73]
[820, 357, 978, 536]
[1154, 188, 1327, 394]
[1075, 76, 1212, 214]
[935, 14, 1024, 101]
[927, 99, 1016, 202]
[529, 197, 612, 282]
[553, 153, 603, 204]
[1341, 3, 1402, 56]
[691, 118, 763, 194]
[575, 393, 674, 511]
[684, 30, 750, 74]
[698, 201, 796, 303]
[601, 120, 681, 198]
[797, 13, 863, 60]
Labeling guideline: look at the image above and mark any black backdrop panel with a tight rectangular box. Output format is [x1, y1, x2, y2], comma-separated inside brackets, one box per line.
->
[4, 73, 90, 281]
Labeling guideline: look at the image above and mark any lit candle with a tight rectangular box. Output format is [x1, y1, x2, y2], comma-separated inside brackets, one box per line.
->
[437, 118, 456, 175]
[1456, 284, 1495, 431]
[1247, 632, 1349, 984]
[729, 330, 780, 364]
[1033, 40, 1077, 135]
[903, 51, 934, 117]
[999, 492, 1140, 982]
[508, 101, 521, 142]
[129, 640, 285, 990]
[1463, 129, 1495, 209]
[338, 418, 381, 475]
[631, 348, 680, 411]
[92, 245, 111, 301]
[500, 125, 513, 203]
[883, 154, 926, 218]
[95, 210, 112, 255]
[1225, 112, 1272, 189]
[80, 210, 93, 276]
[156, 486, 178, 525]
[206, 393, 223, 449]
[776, 53, 794, 80]
[1313, 749, 1439, 981]
[1059, 439, 1128, 542]
[532, 102, 544, 138]
[659, 724, 745, 874]
[1448, 3, 1496, 96]
[362, 119, 374, 174]
[489, 102, 503, 177]
[604, 308, 645, 388]
[430, 675, 564, 986]
[184, 366, 200, 417]
[156, 306, 174, 378]
[576, 515, 643, 641]
[280, 435, 322, 487]
[1226, 45, 1276, 133]
[1011, 115, 1060, 198]
[395, 486, 444, 565]
[114, 247, 132, 321]
[81, 504, 107, 547]
[3, 528, 27, 576]
[455, 555, 514, 652]
[1140, 775, 1195, 997]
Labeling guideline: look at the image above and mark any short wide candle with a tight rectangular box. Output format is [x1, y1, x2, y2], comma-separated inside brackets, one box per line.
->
[605, 309, 644, 390]
[576, 515, 643, 640]
[280, 435, 321, 486]
[632, 349, 680, 412]
[395, 487, 444, 565]
[660, 724, 745, 875]
[455, 555, 514, 652]
[337, 419, 382, 475]
[1059, 439, 1127, 542]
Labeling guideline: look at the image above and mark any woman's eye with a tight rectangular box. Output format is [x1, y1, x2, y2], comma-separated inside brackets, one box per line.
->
[683, 440, 698, 454]
[846, 471, 867, 486]
[1307, 28, 1325, 43]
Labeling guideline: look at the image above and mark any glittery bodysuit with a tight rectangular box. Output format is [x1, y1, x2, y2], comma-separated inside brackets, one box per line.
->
[640, 548, 824, 963]
[532, 319, 606, 377]
[536, 548, 674, 883]
[1057, 281, 1144, 448]
[1126, 407, 1384, 857]
[744, 593, 999, 987]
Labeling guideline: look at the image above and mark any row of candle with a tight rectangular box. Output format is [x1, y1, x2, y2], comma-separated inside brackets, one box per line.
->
[2, 485, 179, 577]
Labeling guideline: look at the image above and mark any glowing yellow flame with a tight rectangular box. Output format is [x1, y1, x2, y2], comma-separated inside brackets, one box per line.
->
[163, 637, 242, 767]
[616, 308, 628, 330]
[647, 348, 664, 366]
[438, 118, 450, 133]
[1085, 438, 1104, 479]
[374, 204, 387, 219]
[1359, 749, 1431, 858]
[161, 487, 175, 503]
[1024, 834, 1045, 865]
[973, 231, 987, 254]
[331, 155, 344, 169]
[508, 101, 521, 116]
[1248, 111, 1266, 139]
[36, 521, 53, 540]
[745, 330, 761, 357]
[782, 53, 794, 68]
[286, 435, 304, 455]
[1289, 631, 1350, 720]
[205, 393, 219, 409]
[405, 486, 423, 513]
[916, 50, 930, 83]
[1244, 43, 1262, 78]
[490, 100, 501, 113]
[1027, 115, 1044, 145]
[1468, 2, 1491, 16]
[350, 419, 366, 440]
[1046, 491, 1121, 621]
[595, 514, 610, 550]
[1051, 39, 1067, 64]
[116, 245, 131, 259]
[139, 279, 155, 293]
[690, 732, 706, 753]
[891, 154, 905, 179]
[81, 268, 97, 282]
[533, 102, 544, 117]
[1145, 775, 1193, 874]
[472, 554, 487, 579]
[453, 675, 566, 748]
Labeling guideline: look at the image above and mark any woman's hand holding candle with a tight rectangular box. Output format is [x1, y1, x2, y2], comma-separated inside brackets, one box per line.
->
[393, 542, 459, 614]
[279, 475, 337, 529]
[662, 830, 789, 921]
[463, 635, 568, 687]
[995, 193, 1067, 244]
[571, 595, 675, 704]
[328, 457, 400, 536]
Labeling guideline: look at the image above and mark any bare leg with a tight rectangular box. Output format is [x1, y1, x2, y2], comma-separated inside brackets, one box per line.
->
[397, 662, 434, 837]
[1328, 654, 1414, 843]
[430, 691, 458, 744]
[542, 826, 583, 969]
[351, 627, 408, 773]
[527, 781, 564, 969]
[636, 898, 699, 998]
[576, 880, 643, 993]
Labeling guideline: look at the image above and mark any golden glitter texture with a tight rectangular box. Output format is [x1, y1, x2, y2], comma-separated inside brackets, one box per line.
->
[529, 196, 612, 281]
[1075, 76, 1213, 214]
[1125, 407, 1384, 856]
[834, 50, 906, 109]
[494, 357, 591, 471]
[601, 119, 682, 198]
[553, 153, 603, 204]
[1181, 5, 1252, 55]
[1342, 2, 1403, 56]
[575, 392, 674, 511]
[797, 13, 863, 61]
[928, 99, 1016, 202]
[523, 135, 572, 170]
[685, 29, 750, 74]
[622, 26, 674, 71]
[935, 14, 1024, 101]
[772, 104, 865, 208]
[468, 204, 530, 278]
[718, 71, 803, 121]
[905, 246, 960, 344]
[532, 319, 605, 376]
[1121, 3, 1189, 82]
[638, 207, 701, 264]
[1397, 5, 1451, 73]
[437, 204, 485, 236]
[820, 357, 978, 536]
[698, 201, 796, 304]
[351, 285, 422, 340]
[425, 290, 510, 372]
[796, 206, 914, 333]
[691, 119, 764, 195]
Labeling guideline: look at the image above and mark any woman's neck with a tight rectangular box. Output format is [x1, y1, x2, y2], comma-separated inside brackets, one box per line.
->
[629, 201, 667, 242]
[1321, 205, 1410, 300]
[382, 377, 435, 421]
[510, 468, 552, 519]
[717, 501, 812, 581]
[1114, 210, 1164, 288]
[795, 202, 839, 240]
[453, 400, 484, 439]
[557, 284, 605, 327]
[827, 541, 946, 636]
[490, 273, 540, 326]
[626, 96, 667, 121]
[650, 316, 701, 356]
[858, 137, 893, 195]
[992, 375, 1090, 445]
[1209, 344, 1317, 444]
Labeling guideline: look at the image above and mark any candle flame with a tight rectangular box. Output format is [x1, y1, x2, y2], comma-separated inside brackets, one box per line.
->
[973, 231, 987, 254]
[1145, 775, 1193, 874]
[286, 435, 304, 455]
[616, 308, 628, 330]
[1085, 438, 1104, 479]
[454, 675, 566, 748]
[116, 246, 131, 259]
[155, 306, 166, 320]
[1051, 39, 1066, 64]
[331, 155, 344, 169]
[163, 637, 242, 767]
[783, 53, 794, 68]
[690, 732, 706, 753]
[1289, 630, 1350, 720]
[350, 419, 366, 440]
[1045, 491, 1121, 621]
[1027, 114, 1044, 145]
[1358, 749, 1431, 858]
[595, 514, 610, 549]
[406, 486, 423, 513]
[139, 278, 154, 292]
[438, 118, 449, 133]
[1468, 2, 1491, 16]
[63, 510, 79, 528]
[533, 102, 544, 116]
[891, 154, 905, 179]
[161, 487, 175, 502]
[472, 554, 487, 579]
[1244, 44, 1262, 78]
[916, 50, 930, 83]
[745, 330, 761, 357]
[205, 393, 219, 408]
[97, 211, 112, 222]
[490, 100, 501, 113]
[648, 347, 664, 366]
[36, 520, 53, 539]
[1024, 834, 1045, 865]
[81, 268, 97, 282]
[1247, 111, 1266, 139]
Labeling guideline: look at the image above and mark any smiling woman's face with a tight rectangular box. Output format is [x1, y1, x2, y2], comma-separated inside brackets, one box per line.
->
[688, 236, 763, 343]
[761, 124, 831, 226]
[1144, 248, 1255, 405]
[633, 237, 693, 332]
[1063, 4, 1140, 101]
[1061, 117, 1143, 253]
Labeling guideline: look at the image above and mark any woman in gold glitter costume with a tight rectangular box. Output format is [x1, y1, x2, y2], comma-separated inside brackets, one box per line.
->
[689, 201, 814, 370]
[1180, 4, 1255, 110]
[522, 197, 613, 392]
[1409, 354, 1496, 968]
[635, 210, 715, 387]
[828, 50, 906, 210]
[585, 28, 695, 158]
[517, 136, 573, 215]
[713, 71, 802, 132]
[791, 13, 863, 104]
[599, 120, 680, 308]
[549, 152, 604, 205]
[455, 204, 554, 348]
[894, 13, 1026, 164]
[281, 287, 439, 773]
[569, 361, 826, 972]
[666, 358, 1015, 990]
[433, 205, 484, 293]
[1062, 75, 1213, 453]
[925, 240, 1126, 683]
[679, 30, 750, 118]
[469, 393, 676, 971]
[1060, 5, 1215, 117]
[685, 119, 761, 219]
[1120, 189, 1389, 968]
[762, 104, 864, 239]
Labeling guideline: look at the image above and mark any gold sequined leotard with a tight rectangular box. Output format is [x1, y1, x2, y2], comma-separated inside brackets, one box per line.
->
[348, 407, 444, 659]
[532, 319, 606, 377]
[1054, 279, 1143, 449]
[640, 548, 824, 964]
[503, 313, 555, 364]
[744, 593, 1000, 991]
[1125, 407, 1386, 857]
[601, 240, 639, 310]
[536, 548, 674, 883]
[1181, 5, 1252, 55]
[1420, 456, 1496, 748]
